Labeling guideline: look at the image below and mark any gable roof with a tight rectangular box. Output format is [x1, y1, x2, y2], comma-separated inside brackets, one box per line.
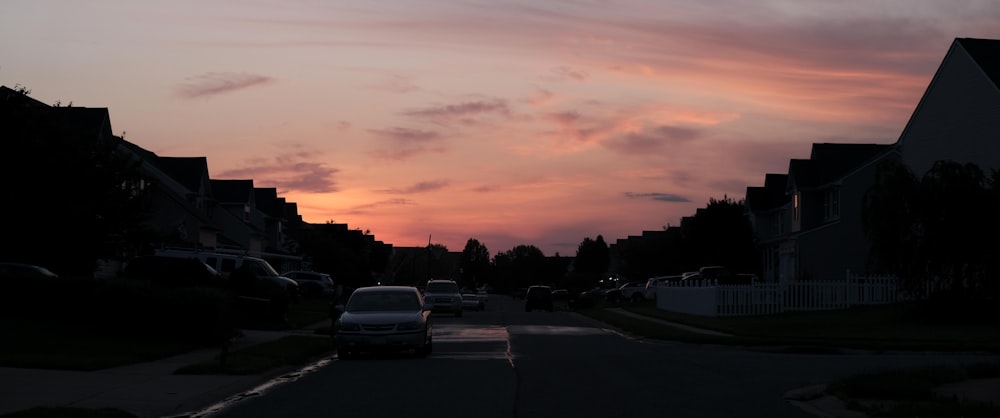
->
[956, 38, 1000, 91]
[211, 179, 254, 204]
[156, 157, 211, 193]
[787, 143, 893, 192]
[746, 173, 790, 212]
[254, 187, 282, 218]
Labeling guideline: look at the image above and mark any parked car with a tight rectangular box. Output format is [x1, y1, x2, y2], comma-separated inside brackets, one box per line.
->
[476, 289, 489, 302]
[551, 289, 569, 300]
[282, 270, 335, 298]
[525, 285, 554, 312]
[0, 262, 58, 280]
[154, 249, 299, 299]
[643, 275, 684, 299]
[122, 255, 224, 288]
[618, 281, 646, 301]
[332, 286, 433, 359]
[462, 293, 484, 311]
[423, 279, 463, 317]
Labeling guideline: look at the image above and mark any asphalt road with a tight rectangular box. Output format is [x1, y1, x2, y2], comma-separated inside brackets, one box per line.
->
[201, 295, 999, 418]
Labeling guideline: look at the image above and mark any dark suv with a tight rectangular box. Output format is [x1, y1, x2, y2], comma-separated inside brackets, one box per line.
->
[283, 270, 335, 298]
[525, 285, 554, 312]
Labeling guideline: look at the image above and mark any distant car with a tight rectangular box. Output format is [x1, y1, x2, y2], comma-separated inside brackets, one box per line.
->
[476, 289, 489, 302]
[423, 279, 463, 317]
[0, 262, 58, 280]
[121, 256, 223, 287]
[282, 270, 335, 297]
[551, 289, 568, 300]
[462, 293, 484, 311]
[525, 285, 554, 312]
[332, 286, 433, 359]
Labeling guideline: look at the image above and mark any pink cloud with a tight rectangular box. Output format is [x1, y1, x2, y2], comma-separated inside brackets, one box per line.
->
[216, 148, 339, 194]
[376, 180, 451, 194]
[345, 198, 415, 215]
[402, 99, 512, 126]
[367, 127, 447, 160]
[602, 125, 703, 155]
[549, 66, 589, 81]
[175, 72, 274, 98]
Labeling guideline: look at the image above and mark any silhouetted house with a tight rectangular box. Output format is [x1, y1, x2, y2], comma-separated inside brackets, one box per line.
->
[744, 37, 1000, 282]
[253, 187, 297, 255]
[210, 179, 266, 253]
[744, 173, 790, 282]
[897, 37, 1000, 176]
[119, 143, 221, 250]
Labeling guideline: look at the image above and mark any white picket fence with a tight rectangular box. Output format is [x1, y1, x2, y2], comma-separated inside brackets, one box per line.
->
[656, 273, 905, 317]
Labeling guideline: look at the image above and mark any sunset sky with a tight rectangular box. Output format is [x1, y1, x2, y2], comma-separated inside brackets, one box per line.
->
[3, 1, 999, 256]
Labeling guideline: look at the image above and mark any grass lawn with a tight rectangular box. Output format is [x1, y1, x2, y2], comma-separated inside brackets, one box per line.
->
[0, 296, 333, 372]
[599, 301, 1000, 352]
[0, 319, 199, 371]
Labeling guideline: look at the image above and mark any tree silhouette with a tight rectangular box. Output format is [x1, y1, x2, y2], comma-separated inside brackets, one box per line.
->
[459, 238, 490, 289]
[864, 159, 998, 301]
[676, 196, 759, 274]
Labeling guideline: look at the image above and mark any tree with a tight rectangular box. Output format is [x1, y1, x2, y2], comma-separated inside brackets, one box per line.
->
[492, 244, 546, 292]
[679, 196, 759, 274]
[459, 238, 490, 289]
[864, 159, 999, 301]
[862, 159, 922, 281]
[565, 235, 610, 292]
[1, 85, 152, 275]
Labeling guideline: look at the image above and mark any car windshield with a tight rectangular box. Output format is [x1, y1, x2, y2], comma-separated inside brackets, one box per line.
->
[425, 282, 459, 293]
[347, 291, 420, 312]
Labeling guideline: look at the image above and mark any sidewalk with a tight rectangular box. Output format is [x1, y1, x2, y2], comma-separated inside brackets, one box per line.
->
[0, 327, 331, 418]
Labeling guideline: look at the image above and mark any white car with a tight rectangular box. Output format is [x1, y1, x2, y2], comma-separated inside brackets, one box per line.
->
[333, 286, 433, 359]
[643, 275, 683, 300]
[618, 281, 646, 301]
[423, 279, 463, 317]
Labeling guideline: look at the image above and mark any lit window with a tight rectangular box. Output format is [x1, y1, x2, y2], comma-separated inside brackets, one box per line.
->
[793, 194, 799, 221]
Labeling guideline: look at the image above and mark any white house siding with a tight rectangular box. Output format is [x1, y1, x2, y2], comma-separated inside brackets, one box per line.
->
[899, 43, 1000, 177]
[795, 154, 895, 281]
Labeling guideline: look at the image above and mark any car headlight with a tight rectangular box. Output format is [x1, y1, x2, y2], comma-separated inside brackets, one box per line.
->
[337, 321, 361, 332]
[397, 321, 421, 331]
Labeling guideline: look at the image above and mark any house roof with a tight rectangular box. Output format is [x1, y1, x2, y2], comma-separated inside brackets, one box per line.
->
[156, 157, 211, 193]
[211, 179, 254, 204]
[0, 85, 48, 108]
[787, 143, 893, 192]
[956, 38, 1000, 90]
[746, 173, 790, 212]
[254, 187, 282, 218]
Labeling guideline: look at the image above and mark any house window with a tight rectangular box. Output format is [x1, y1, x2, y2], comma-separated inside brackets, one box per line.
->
[823, 188, 840, 220]
[793, 194, 800, 221]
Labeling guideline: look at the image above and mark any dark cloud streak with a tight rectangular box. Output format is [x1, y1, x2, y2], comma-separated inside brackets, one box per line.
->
[625, 192, 690, 203]
[176, 72, 273, 98]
